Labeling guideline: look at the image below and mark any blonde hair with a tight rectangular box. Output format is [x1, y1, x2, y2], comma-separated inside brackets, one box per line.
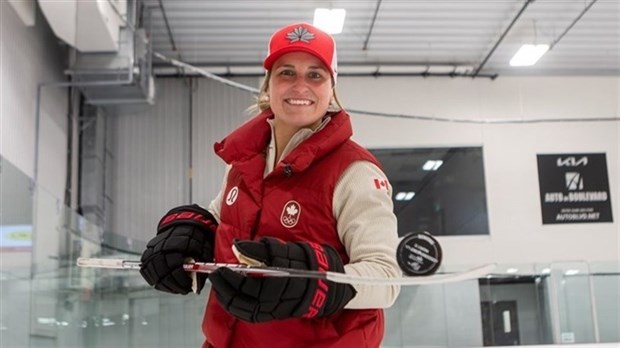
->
[249, 71, 344, 114]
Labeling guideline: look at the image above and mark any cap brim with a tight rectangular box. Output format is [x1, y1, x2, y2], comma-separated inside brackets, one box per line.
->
[263, 46, 333, 76]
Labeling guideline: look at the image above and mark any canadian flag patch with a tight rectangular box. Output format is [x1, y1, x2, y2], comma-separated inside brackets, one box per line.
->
[281, 201, 301, 228]
[374, 178, 389, 190]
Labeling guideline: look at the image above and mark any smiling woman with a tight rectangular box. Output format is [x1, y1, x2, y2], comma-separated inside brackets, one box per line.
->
[138, 22, 402, 348]
[267, 52, 334, 161]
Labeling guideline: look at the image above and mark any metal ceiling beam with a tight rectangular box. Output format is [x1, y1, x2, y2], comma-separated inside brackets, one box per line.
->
[363, 0, 382, 50]
[472, 0, 535, 77]
[549, 0, 598, 50]
[157, 0, 178, 53]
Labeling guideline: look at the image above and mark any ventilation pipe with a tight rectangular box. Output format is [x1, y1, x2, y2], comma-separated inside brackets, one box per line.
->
[38, 0, 126, 52]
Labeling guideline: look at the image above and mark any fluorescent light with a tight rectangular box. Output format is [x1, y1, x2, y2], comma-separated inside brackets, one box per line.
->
[565, 269, 580, 276]
[506, 268, 519, 273]
[510, 44, 549, 66]
[313, 8, 346, 34]
[423, 160, 443, 171]
[541, 268, 551, 274]
[37, 317, 56, 325]
[395, 192, 415, 201]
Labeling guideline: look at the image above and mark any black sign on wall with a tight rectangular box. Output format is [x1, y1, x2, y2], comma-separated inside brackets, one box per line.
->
[537, 153, 613, 224]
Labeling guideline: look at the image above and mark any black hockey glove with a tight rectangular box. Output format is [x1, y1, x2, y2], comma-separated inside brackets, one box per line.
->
[209, 237, 356, 323]
[140, 204, 217, 294]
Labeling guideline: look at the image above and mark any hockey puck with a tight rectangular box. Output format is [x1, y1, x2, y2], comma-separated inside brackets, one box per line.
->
[396, 231, 442, 276]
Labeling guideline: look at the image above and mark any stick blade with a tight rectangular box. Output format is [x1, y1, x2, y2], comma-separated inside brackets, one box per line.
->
[325, 263, 496, 286]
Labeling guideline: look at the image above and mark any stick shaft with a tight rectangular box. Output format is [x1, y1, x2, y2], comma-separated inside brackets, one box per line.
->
[76, 257, 494, 286]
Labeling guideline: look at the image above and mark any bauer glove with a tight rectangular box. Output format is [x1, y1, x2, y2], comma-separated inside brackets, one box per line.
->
[140, 204, 217, 294]
[209, 237, 356, 322]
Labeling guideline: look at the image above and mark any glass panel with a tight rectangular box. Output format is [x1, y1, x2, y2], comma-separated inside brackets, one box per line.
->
[549, 261, 597, 344]
[1, 156, 617, 347]
[384, 279, 487, 347]
[384, 284, 449, 347]
[478, 264, 553, 346]
[0, 156, 34, 347]
[590, 261, 620, 343]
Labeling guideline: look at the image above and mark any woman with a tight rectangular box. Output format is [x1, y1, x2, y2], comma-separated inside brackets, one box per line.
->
[139, 23, 401, 348]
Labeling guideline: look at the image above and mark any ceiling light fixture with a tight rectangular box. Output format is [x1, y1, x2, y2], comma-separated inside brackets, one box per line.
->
[422, 160, 443, 171]
[395, 192, 416, 201]
[509, 44, 549, 66]
[313, 8, 346, 34]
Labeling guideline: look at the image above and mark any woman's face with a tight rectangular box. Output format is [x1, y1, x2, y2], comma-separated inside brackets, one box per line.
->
[268, 52, 334, 131]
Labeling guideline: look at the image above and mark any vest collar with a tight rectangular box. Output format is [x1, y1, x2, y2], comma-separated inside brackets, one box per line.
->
[214, 108, 353, 174]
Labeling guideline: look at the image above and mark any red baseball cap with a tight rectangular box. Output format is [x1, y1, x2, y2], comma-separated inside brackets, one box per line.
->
[263, 23, 338, 82]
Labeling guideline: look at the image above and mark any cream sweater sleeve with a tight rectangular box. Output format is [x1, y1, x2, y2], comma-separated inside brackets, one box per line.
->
[207, 165, 231, 224]
[334, 161, 401, 309]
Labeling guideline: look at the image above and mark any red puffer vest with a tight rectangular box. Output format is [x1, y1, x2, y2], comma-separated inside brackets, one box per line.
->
[201, 109, 385, 348]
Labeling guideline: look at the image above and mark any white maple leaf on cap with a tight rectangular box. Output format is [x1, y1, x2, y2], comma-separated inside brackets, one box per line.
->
[286, 26, 315, 43]
[286, 204, 299, 215]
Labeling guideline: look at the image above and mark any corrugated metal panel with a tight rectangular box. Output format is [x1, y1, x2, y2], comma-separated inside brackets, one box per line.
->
[191, 77, 258, 207]
[143, 0, 618, 76]
[109, 77, 257, 243]
[109, 78, 190, 243]
[484, 0, 620, 75]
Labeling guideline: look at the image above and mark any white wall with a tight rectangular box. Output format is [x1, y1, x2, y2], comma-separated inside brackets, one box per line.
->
[0, 1, 69, 283]
[0, 1, 68, 199]
[336, 76, 619, 266]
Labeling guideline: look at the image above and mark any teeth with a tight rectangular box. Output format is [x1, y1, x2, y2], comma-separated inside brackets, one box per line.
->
[287, 99, 312, 105]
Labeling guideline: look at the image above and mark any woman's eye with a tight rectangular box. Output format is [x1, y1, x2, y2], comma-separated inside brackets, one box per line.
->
[308, 71, 323, 79]
[280, 70, 295, 76]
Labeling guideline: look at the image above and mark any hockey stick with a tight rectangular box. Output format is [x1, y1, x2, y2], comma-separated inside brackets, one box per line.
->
[77, 257, 495, 286]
